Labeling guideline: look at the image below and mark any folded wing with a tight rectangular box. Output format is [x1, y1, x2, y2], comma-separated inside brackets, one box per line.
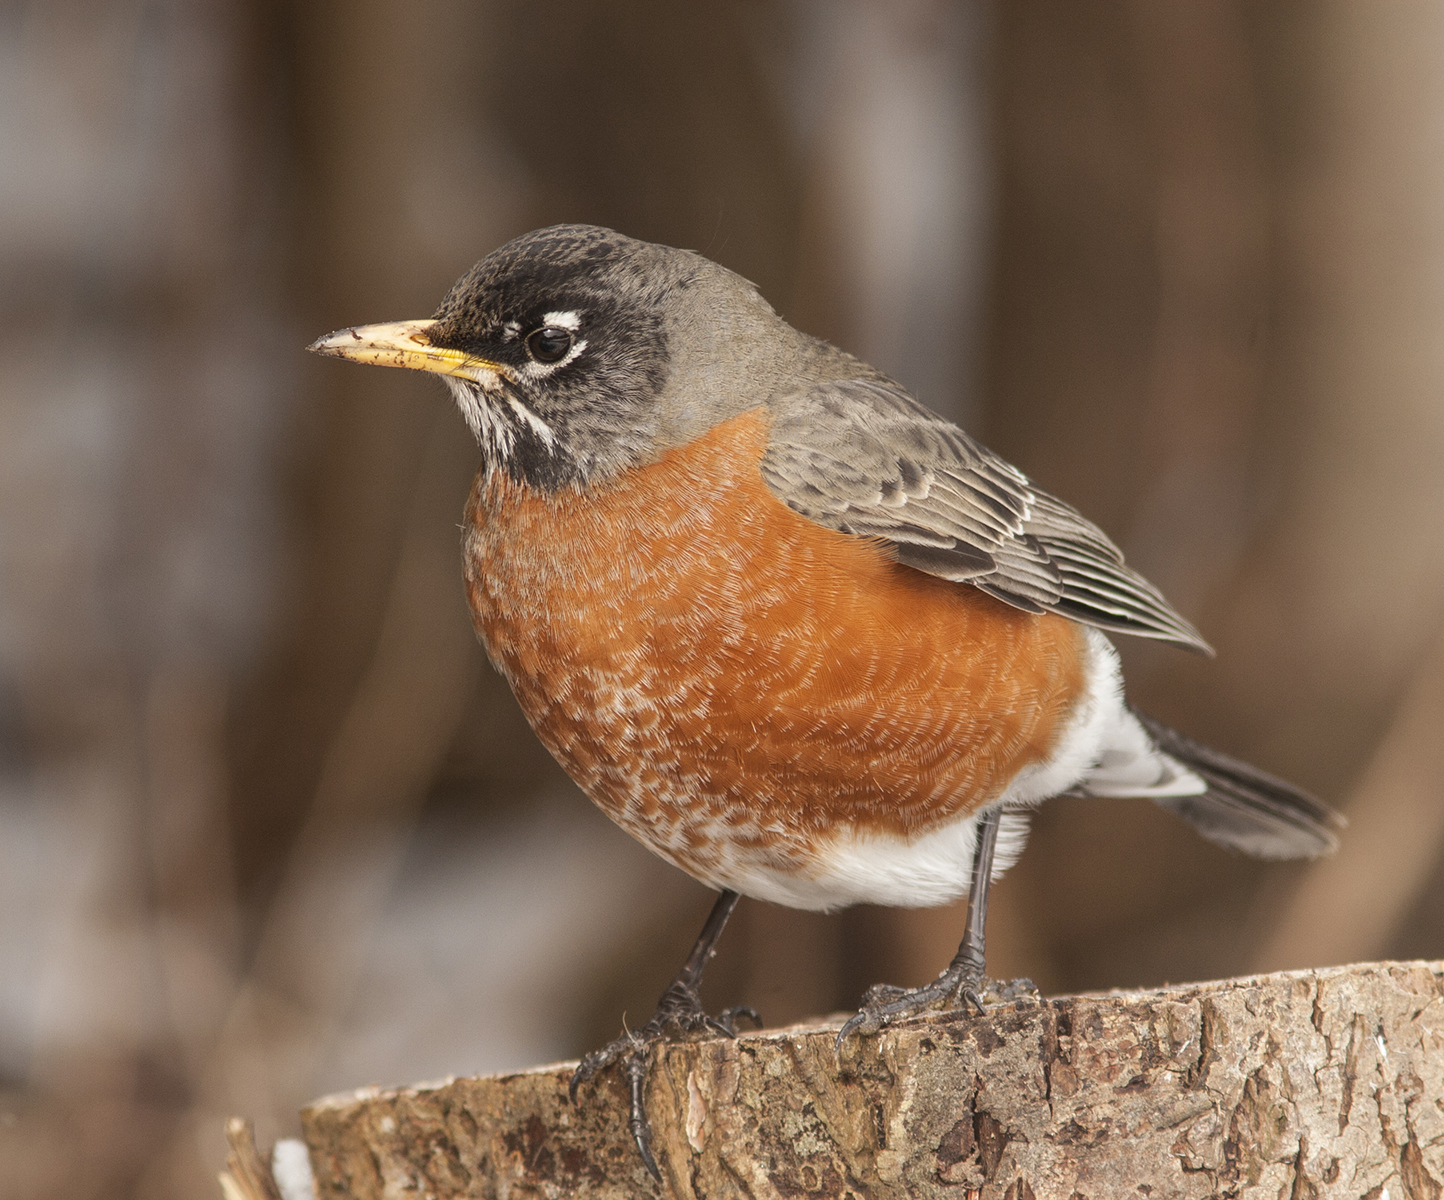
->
[760, 377, 1212, 653]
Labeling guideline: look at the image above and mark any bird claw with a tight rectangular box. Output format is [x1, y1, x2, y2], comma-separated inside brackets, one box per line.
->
[835, 969, 1034, 1054]
[835, 974, 963, 1051]
[569, 985, 762, 1180]
[705, 1004, 761, 1039]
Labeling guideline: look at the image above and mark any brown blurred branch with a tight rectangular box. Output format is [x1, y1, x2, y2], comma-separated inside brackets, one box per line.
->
[301, 961, 1443, 1199]
[1253, 627, 1444, 971]
[196, 411, 484, 1127]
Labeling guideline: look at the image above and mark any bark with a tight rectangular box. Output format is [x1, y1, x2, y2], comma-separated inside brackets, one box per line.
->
[300, 961, 1444, 1199]
[220, 1119, 282, 1200]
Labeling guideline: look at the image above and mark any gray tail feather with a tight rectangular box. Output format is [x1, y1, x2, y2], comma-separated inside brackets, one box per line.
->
[1131, 708, 1344, 860]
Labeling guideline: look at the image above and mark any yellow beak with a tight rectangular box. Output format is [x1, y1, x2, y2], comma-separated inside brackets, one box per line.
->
[306, 320, 507, 383]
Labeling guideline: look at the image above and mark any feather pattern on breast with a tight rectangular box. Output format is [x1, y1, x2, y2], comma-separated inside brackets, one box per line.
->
[463, 408, 1093, 906]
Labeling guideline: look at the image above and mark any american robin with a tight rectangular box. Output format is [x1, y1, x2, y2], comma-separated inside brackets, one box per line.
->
[310, 224, 1341, 1178]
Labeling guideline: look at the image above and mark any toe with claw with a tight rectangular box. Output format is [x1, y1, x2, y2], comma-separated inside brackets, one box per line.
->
[836, 963, 987, 1051]
[570, 980, 760, 1178]
[834, 808, 1047, 1052]
[568, 890, 758, 1180]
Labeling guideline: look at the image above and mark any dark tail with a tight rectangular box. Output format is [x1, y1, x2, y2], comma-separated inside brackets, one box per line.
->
[1132, 708, 1344, 860]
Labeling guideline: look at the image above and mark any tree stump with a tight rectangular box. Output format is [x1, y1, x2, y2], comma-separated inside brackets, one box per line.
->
[300, 961, 1444, 1198]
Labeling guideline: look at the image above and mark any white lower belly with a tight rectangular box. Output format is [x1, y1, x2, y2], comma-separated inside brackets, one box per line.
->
[704, 627, 1125, 911]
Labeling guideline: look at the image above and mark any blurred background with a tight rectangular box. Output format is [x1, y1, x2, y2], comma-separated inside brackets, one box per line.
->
[3, 1, 1444, 1195]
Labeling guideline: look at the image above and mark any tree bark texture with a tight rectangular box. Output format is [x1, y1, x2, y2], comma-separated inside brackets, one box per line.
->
[300, 961, 1444, 1199]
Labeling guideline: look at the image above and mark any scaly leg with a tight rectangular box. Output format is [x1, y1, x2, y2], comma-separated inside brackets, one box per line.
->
[837, 806, 1007, 1049]
[570, 889, 760, 1179]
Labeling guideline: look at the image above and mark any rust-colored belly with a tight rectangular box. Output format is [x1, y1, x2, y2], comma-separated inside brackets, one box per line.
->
[462, 409, 1086, 886]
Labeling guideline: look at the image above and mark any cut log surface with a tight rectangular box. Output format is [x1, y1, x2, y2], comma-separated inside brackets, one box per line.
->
[302, 961, 1444, 1199]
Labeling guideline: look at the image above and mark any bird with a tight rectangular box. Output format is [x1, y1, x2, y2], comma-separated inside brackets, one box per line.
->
[309, 223, 1342, 1179]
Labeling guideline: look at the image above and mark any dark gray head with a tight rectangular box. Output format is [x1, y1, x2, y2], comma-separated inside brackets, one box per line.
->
[309, 224, 824, 489]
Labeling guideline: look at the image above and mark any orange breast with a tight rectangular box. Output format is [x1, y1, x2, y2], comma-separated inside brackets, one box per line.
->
[462, 409, 1086, 884]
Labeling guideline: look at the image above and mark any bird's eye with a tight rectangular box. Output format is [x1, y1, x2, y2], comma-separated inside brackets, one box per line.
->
[525, 326, 573, 364]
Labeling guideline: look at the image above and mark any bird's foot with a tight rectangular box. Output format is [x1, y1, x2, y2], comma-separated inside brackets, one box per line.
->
[835, 966, 985, 1051]
[836, 970, 1039, 1052]
[569, 981, 761, 1179]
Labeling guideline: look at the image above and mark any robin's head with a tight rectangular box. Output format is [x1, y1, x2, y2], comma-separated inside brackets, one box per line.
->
[309, 224, 806, 489]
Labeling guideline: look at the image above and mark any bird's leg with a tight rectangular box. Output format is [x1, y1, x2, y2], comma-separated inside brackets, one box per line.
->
[837, 806, 1018, 1049]
[570, 888, 760, 1180]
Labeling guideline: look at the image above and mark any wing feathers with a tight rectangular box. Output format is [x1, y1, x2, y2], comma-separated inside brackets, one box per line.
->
[893, 542, 997, 580]
[762, 378, 1212, 653]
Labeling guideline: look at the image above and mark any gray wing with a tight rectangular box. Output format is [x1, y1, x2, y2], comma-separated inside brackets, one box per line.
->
[760, 377, 1212, 653]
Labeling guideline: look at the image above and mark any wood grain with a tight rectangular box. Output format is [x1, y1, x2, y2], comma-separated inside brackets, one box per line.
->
[301, 960, 1444, 1199]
